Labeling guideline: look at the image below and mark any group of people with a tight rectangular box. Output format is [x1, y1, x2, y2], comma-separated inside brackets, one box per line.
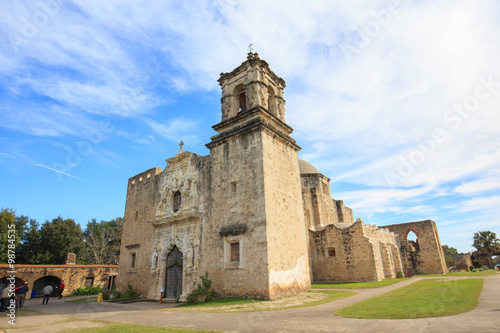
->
[0, 280, 65, 311]
[0, 282, 29, 312]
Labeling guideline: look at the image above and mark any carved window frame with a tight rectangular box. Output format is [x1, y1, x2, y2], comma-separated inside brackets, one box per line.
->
[173, 191, 182, 213]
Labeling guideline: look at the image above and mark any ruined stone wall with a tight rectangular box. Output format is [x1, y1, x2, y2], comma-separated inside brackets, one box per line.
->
[450, 253, 473, 270]
[117, 167, 162, 296]
[381, 220, 448, 275]
[0, 265, 117, 299]
[471, 252, 492, 268]
[262, 129, 311, 298]
[204, 128, 270, 299]
[310, 221, 379, 282]
[309, 220, 402, 282]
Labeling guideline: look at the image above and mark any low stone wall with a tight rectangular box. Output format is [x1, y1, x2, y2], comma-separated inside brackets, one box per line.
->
[0, 264, 118, 299]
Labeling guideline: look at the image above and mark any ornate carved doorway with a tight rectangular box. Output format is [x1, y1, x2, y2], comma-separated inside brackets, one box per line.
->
[165, 246, 183, 299]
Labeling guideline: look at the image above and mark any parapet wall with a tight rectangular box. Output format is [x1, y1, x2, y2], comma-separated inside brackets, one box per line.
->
[0, 265, 117, 299]
[117, 166, 163, 296]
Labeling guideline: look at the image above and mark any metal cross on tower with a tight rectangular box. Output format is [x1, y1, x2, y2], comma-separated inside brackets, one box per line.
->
[248, 43, 253, 53]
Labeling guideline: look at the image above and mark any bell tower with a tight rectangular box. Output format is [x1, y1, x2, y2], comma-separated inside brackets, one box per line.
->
[204, 53, 311, 299]
[219, 52, 286, 122]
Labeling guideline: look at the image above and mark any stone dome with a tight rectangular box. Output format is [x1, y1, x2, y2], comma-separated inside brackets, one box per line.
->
[298, 159, 320, 174]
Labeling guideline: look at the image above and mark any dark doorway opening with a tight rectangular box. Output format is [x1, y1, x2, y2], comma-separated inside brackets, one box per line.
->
[33, 276, 61, 298]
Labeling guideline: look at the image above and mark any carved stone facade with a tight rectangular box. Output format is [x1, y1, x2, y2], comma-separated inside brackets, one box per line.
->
[117, 53, 448, 300]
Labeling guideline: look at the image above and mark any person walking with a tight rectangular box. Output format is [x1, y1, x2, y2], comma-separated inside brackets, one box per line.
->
[58, 280, 65, 299]
[15, 282, 29, 310]
[42, 284, 53, 305]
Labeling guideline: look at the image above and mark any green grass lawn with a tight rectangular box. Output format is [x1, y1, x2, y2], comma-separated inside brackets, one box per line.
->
[68, 323, 221, 333]
[336, 278, 483, 319]
[420, 269, 499, 278]
[176, 297, 266, 308]
[312, 278, 410, 289]
[66, 296, 98, 303]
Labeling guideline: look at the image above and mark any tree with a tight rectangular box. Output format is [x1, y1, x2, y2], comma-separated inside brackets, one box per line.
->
[442, 245, 459, 268]
[17, 218, 43, 264]
[442, 245, 458, 254]
[39, 216, 85, 264]
[0, 208, 28, 264]
[472, 231, 500, 269]
[82, 217, 123, 265]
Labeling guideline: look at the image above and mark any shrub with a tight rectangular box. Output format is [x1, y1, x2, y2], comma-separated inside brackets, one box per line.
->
[185, 272, 216, 305]
[71, 285, 103, 296]
[396, 271, 403, 278]
[126, 284, 139, 298]
[102, 288, 121, 300]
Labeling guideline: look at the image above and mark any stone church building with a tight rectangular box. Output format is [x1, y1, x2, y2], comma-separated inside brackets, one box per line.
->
[117, 53, 448, 300]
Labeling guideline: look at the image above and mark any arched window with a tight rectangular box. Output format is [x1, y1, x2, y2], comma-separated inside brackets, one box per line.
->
[267, 86, 277, 116]
[234, 84, 247, 113]
[173, 191, 182, 213]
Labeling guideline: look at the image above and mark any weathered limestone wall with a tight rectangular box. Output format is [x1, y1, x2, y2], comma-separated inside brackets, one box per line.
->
[117, 167, 162, 296]
[262, 129, 311, 298]
[310, 220, 402, 282]
[204, 128, 270, 299]
[381, 220, 448, 275]
[0, 265, 117, 299]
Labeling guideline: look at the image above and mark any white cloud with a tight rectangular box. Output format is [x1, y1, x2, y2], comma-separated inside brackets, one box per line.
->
[448, 196, 500, 213]
[454, 176, 500, 195]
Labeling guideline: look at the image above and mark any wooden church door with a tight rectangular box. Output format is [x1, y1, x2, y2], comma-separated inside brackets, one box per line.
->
[165, 246, 183, 298]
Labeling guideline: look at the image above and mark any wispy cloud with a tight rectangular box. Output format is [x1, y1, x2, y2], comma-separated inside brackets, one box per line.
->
[32, 163, 93, 183]
[145, 118, 199, 143]
[454, 176, 500, 195]
[447, 196, 500, 213]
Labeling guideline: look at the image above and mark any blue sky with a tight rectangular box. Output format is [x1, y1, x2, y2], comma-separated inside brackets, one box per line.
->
[1, 0, 499, 253]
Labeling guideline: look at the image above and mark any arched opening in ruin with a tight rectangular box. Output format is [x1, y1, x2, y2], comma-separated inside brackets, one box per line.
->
[234, 84, 247, 113]
[406, 230, 420, 252]
[33, 275, 62, 298]
[164, 246, 183, 299]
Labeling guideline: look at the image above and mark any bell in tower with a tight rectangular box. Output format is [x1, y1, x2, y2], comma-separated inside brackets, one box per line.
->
[218, 52, 287, 123]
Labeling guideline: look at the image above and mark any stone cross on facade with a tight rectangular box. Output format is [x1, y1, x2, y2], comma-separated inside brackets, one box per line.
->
[179, 140, 184, 152]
